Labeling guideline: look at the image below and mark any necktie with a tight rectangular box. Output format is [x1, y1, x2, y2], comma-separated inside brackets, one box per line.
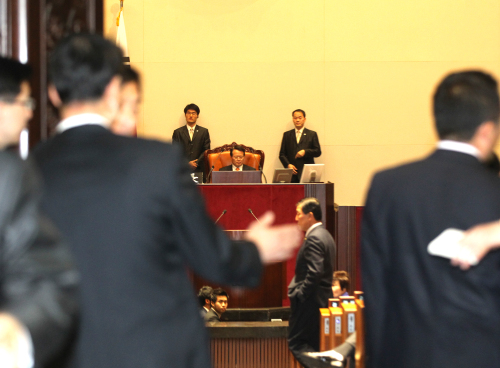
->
[189, 128, 194, 140]
[296, 130, 301, 143]
[236, 167, 240, 171]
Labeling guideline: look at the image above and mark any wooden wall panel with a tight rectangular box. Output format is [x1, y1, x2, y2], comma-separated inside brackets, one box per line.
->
[26, 0, 104, 148]
[335, 206, 364, 294]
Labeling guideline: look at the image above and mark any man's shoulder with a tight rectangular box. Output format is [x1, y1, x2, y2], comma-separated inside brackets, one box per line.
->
[204, 309, 220, 322]
[303, 128, 317, 135]
[172, 126, 186, 134]
[195, 125, 208, 132]
[219, 165, 232, 171]
[308, 226, 334, 243]
[243, 164, 256, 171]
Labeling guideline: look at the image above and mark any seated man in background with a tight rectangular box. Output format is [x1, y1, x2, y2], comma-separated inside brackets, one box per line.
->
[0, 56, 78, 368]
[219, 144, 256, 171]
[204, 288, 229, 322]
[332, 271, 350, 298]
[198, 286, 213, 317]
[111, 67, 141, 137]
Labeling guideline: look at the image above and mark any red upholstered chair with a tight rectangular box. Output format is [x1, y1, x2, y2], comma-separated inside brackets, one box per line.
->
[204, 142, 265, 183]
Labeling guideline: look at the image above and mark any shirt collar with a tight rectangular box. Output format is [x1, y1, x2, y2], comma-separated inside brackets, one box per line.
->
[56, 113, 109, 134]
[295, 127, 304, 135]
[305, 222, 322, 238]
[232, 164, 242, 171]
[186, 124, 197, 131]
[437, 140, 481, 159]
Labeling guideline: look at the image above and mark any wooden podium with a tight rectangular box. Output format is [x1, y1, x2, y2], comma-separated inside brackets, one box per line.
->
[191, 183, 334, 308]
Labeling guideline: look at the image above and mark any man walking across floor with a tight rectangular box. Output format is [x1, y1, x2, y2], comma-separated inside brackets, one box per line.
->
[288, 198, 336, 368]
[33, 33, 301, 368]
[362, 70, 500, 368]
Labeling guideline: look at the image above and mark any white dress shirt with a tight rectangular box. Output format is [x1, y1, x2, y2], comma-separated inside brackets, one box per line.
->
[437, 140, 481, 159]
[56, 113, 109, 133]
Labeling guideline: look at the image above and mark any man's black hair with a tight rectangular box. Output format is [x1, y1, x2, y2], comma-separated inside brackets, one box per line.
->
[434, 70, 500, 141]
[121, 66, 141, 87]
[0, 57, 31, 97]
[292, 109, 306, 118]
[197, 285, 213, 308]
[230, 144, 246, 157]
[184, 103, 200, 115]
[297, 197, 322, 221]
[210, 288, 229, 303]
[49, 33, 124, 104]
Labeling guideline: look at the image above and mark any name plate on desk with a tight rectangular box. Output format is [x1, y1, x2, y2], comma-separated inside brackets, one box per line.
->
[212, 171, 262, 183]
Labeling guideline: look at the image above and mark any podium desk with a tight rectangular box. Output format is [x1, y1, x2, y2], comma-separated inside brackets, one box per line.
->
[194, 183, 334, 308]
[207, 321, 294, 368]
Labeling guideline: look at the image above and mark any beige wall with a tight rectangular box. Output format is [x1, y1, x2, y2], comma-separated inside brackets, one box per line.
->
[104, 0, 500, 205]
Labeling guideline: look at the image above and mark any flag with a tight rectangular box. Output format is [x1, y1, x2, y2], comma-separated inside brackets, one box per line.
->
[116, 2, 129, 64]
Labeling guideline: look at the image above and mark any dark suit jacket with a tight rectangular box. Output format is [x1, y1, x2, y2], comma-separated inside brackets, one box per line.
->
[0, 152, 78, 368]
[362, 149, 500, 368]
[33, 124, 262, 368]
[172, 125, 210, 173]
[204, 309, 220, 323]
[288, 225, 336, 353]
[279, 128, 321, 182]
[219, 164, 256, 171]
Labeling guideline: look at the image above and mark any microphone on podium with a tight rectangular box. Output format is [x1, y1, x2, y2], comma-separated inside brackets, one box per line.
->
[259, 165, 267, 184]
[248, 208, 260, 223]
[215, 209, 227, 224]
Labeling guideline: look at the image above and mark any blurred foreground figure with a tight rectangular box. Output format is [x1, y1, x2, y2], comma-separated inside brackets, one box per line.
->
[33, 33, 302, 368]
[0, 56, 78, 368]
[362, 70, 500, 368]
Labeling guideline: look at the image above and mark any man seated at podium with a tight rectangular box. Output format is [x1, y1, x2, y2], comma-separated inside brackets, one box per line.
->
[219, 145, 256, 172]
[204, 288, 228, 322]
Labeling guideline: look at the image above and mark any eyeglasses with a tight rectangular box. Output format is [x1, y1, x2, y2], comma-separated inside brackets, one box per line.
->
[0, 97, 36, 110]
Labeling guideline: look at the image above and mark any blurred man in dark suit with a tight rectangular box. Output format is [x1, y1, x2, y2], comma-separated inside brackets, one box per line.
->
[33, 33, 301, 368]
[279, 109, 321, 183]
[0, 56, 78, 368]
[172, 103, 210, 180]
[362, 70, 500, 368]
[219, 144, 256, 171]
[288, 198, 336, 368]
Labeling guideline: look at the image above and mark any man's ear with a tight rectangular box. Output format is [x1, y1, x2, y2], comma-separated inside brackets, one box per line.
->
[102, 76, 121, 114]
[48, 84, 62, 108]
[472, 120, 499, 160]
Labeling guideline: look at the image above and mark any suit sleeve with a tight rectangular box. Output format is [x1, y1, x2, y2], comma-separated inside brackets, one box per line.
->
[172, 129, 179, 143]
[0, 157, 79, 366]
[361, 175, 389, 368]
[294, 236, 327, 302]
[158, 145, 263, 286]
[279, 132, 291, 167]
[303, 131, 321, 158]
[196, 130, 211, 166]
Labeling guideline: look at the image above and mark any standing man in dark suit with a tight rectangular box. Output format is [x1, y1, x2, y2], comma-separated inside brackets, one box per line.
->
[279, 109, 321, 183]
[172, 103, 210, 181]
[219, 144, 256, 171]
[33, 33, 301, 368]
[288, 198, 336, 368]
[0, 56, 78, 368]
[362, 70, 500, 368]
